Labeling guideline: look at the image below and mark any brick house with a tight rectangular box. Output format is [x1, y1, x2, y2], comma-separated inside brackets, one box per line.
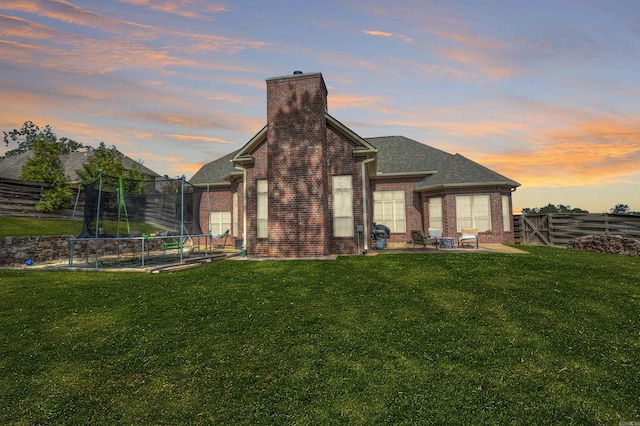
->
[190, 71, 520, 257]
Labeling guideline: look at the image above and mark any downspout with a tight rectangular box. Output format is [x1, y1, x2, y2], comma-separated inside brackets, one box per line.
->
[234, 164, 248, 251]
[361, 157, 375, 254]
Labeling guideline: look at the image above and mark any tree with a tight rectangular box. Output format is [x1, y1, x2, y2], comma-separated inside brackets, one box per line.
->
[76, 142, 146, 194]
[18, 128, 72, 212]
[2, 121, 84, 212]
[521, 204, 589, 215]
[610, 204, 639, 215]
[3, 121, 83, 158]
[610, 204, 630, 214]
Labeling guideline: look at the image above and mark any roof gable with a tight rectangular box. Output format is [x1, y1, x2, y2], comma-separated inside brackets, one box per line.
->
[326, 114, 377, 155]
[229, 114, 376, 165]
[231, 125, 267, 163]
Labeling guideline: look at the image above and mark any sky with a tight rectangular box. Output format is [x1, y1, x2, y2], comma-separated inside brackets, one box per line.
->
[1, 0, 639, 214]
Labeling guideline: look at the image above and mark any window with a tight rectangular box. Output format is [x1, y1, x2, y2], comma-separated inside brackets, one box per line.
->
[373, 190, 406, 233]
[502, 195, 511, 232]
[429, 197, 443, 232]
[257, 180, 268, 238]
[210, 211, 231, 235]
[332, 175, 354, 237]
[456, 195, 491, 232]
[232, 192, 239, 236]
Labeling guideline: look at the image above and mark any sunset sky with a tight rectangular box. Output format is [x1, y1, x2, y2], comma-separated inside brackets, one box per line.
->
[1, 0, 639, 213]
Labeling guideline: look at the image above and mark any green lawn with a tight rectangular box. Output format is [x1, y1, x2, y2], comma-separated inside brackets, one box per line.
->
[0, 217, 157, 237]
[1, 247, 638, 424]
[0, 217, 82, 237]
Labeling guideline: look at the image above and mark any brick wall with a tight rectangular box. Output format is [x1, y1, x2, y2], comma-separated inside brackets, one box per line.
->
[326, 127, 366, 254]
[245, 140, 268, 256]
[424, 187, 515, 244]
[370, 178, 424, 244]
[199, 187, 231, 235]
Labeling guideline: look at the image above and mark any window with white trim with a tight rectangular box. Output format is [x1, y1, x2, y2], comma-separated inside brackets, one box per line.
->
[428, 197, 443, 232]
[332, 175, 354, 237]
[210, 211, 231, 235]
[502, 195, 511, 232]
[456, 195, 491, 232]
[232, 192, 239, 236]
[373, 190, 406, 233]
[257, 180, 268, 238]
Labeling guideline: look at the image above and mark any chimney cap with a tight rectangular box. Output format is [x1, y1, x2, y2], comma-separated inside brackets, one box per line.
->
[266, 71, 324, 84]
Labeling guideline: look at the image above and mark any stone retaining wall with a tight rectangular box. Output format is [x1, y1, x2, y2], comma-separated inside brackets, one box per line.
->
[0, 236, 166, 267]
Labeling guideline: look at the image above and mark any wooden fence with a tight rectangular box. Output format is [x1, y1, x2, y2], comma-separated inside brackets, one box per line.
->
[0, 177, 84, 218]
[514, 213, 640, 246]
[0, 178, 180, 231]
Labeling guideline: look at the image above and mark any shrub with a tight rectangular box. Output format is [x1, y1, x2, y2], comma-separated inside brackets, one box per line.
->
[35, 187, 73, 213]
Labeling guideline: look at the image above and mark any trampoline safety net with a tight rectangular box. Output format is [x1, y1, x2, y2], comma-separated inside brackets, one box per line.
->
[77, 174, 205, 238]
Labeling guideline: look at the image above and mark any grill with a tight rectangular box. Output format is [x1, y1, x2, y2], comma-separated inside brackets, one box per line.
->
[371, 223, 390, 249]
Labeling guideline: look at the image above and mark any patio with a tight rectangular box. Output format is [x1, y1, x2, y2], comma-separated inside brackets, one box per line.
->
[374, 242, 528, 255]
[231, 242, 528, 262]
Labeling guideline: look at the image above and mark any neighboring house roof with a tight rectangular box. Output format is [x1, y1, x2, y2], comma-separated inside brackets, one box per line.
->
[0, 150, 160, 182]
[0, 153, 25, 179]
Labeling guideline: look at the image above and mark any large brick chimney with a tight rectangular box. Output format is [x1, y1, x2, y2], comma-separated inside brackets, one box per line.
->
[265, 71, 329, 257]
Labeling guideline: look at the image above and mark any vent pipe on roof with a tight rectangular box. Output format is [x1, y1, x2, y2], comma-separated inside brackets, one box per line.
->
[293, 70, 303, 74]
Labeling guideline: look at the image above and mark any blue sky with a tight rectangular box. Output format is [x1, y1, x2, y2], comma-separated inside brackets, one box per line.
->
[1, 0, 639, 213]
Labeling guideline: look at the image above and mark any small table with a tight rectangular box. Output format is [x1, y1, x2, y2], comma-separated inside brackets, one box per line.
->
[439, 237, 454, 249]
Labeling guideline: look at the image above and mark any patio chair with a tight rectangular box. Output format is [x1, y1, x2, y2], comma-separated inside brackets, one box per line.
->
[411, 229, 438, 250]
[210, 229, 230, 248]
[458, 228, 479, 248]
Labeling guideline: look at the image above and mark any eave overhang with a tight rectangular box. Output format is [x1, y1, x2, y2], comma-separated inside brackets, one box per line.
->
[372, 171, 437, 179]
[222, 170, 244, 182]
[231, 125, 267, 164]
[191, 181, 232, 188]
[416, 181, 521, 192]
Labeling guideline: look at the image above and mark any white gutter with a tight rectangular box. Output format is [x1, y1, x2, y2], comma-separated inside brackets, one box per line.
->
[234, 164, 248, 251]
[361, 157, 375, 254]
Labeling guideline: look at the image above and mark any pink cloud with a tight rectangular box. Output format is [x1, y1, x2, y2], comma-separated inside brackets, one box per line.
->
[1, 0, 152, 34]
[362, 29, 414, 43]
[165, 134, 232, 144]
[118, 0, 230, 19]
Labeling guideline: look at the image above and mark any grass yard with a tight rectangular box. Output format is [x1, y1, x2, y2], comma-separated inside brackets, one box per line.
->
[0, 217, 82, 237]
[0, 217, 157, 238]
[0, 247, 638, 424]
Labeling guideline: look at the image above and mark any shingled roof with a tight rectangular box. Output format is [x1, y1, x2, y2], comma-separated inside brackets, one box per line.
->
[189, 130, 519, 190]
[365, 136, 452, 175]
[415, 153, 520, 190]
[188, 150, 240, 186]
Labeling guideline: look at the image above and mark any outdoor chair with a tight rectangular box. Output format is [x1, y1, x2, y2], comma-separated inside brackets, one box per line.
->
[458, 228, 479, 248]
[411, 229, 439, 250]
